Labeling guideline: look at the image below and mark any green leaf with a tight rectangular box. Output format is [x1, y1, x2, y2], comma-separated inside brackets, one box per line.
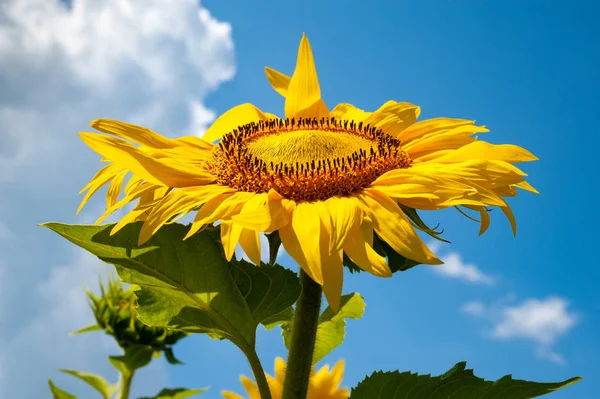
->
[261, 307, 293, 330]
[138, 387, 207, 399]
[350, 361, 581, 399]
[312, 293, 365, 363]
[69, 324, 102, 336]
[109, 346, 154, 374]
[48, 380, 78, 399]
[43, 222, 301, 350]
[59, 369, 114, 399]
[280, 293, 365, 364]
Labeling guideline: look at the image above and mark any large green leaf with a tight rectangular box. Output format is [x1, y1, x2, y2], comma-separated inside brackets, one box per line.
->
[138, 388, 206, 399]
[59, 369, 115, 399]
[43, 222, 301, 349]
[277, 293, 365, 364]
[48, 380, 78, 399]
[350, 362, 581, 399]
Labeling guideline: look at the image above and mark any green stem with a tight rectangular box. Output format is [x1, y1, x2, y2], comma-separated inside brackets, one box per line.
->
[282, 270, 323, 399]
[239, 344, 273, 399]
[119, 370, 134, 399]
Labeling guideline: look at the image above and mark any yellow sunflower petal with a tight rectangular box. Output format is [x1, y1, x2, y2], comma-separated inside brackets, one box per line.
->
[364, 101, 420, 136]
[406, 124, 489, 160]
[185, 191, 256, 239]
[201, 103, 271, 144]
[139, 186, 232, 244]
[110, 208, 149, 236]
[239, 228, 262, 265]
[398, 117, 475, 145]
[221, 391, 245, 399]
[285, 34, 329, 119]
[220, 220, 243, 262]
[106, 170, 128, 209]
[79, 133, 215, 187]
[91, 119, 176, 148]
[500, 198, 518, 236]
[240, 375, 260, 399]
[321, 248, 344, 312]
[329, 360, 346, 389]
[429, 140, 538, 164]
[265, 67, 291, 97]
[329, 103, 370, 122]
[342, 219, 392, 277]
[279, 203, 324, 285]
[324, 196, 361, 253]
[231, 190, 291, 232]
[274, 357, 286, 383]
[77, 164, 122, 214]
[360, 189, 442, 265]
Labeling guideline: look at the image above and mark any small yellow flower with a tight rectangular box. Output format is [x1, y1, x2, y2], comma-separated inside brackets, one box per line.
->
[78, 34, 537, 311]
[221, 357, 349, 399]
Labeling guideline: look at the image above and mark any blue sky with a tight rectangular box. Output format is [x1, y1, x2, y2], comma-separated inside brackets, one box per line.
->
[0, 0, 598, 398]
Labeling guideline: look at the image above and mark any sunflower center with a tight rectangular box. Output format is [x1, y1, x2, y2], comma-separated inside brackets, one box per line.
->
[208, 117, 412, 201]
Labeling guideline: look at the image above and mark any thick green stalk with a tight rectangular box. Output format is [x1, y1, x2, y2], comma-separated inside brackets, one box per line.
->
[282, 270, 323, 399]
[119, 370, 134, 399]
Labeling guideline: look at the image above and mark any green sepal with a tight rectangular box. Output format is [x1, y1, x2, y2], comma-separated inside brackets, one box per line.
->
[48, 380, 78, 399]
[400, 205, 450, 243]
[138, 387, 207, 399]
[59, 369, 115, 399]
[164, 347, 184, 365]
[350, 361, 581, 398]
[108, 346, 154, 374]
[265, 231, 282, 265]
[69, 324, 102, 336]
[343, 234, 419, 274]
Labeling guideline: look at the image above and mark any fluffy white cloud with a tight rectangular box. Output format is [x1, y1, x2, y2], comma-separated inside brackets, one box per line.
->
[491, 297, 578, 345]
[462, 297, 579, 365]
[0, 0, 234, 180]
[428, 243, 495, 285]
[0, 0, 236, 396]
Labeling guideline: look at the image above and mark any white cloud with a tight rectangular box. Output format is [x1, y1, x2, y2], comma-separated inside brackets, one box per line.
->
[0, 0, 236, 396]
[491, 297, 578, 345]
[461, 300, 486, 317]
[0, 0, 235, 180]
[462, 297, 579, 365]
[428, 243, 495, 285]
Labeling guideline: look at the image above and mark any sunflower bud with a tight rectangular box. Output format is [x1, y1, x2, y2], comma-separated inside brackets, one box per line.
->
[86, 277, 186, 361]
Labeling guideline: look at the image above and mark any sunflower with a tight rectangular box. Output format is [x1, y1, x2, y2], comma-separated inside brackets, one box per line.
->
[222, 357, 348, 399]
[78, 34, 537, 311]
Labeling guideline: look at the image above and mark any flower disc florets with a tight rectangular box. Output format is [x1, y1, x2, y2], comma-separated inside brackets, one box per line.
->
[208, 117, 412, 202]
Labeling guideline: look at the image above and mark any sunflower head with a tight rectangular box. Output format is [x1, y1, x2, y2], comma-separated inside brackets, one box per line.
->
[221, 357, 349, 399]
[77, 34, 537, 311]
[86, 277, 186, 352]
